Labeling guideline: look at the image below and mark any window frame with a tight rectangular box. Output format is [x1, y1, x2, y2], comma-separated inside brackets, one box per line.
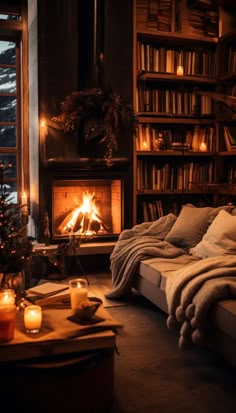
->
[0, 1, 29, 203]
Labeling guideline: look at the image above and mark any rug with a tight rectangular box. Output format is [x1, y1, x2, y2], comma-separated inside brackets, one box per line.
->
[107, 295, 236, 413]
[88, 276, 128, 308]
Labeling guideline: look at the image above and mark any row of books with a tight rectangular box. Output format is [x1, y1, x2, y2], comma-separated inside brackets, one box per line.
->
[144, 0, 176, 32]
[136, 0, 218, 37]
[225, 85, 236, 98]
[187, 0, 218, 37]
[137, 41, 216, 76]
[227, 47, 236, 74]
[141, 199, 167, 222]
[136, 87, 214, 115]
[136, 124, 215, 152]
[137, 159, 214, 191]
[224, 126, 236, 151]
[228, 167, 236, 185]
[139, 198, 207, 222]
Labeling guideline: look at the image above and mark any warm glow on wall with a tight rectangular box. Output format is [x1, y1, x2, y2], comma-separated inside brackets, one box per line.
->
[40, 119, 48, 135]
[21, 192, 28, 214]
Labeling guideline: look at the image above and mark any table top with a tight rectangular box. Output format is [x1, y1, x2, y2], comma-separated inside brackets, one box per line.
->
[0, 306, 122, 364]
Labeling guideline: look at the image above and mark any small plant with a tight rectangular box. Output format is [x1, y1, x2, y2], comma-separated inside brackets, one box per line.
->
[52, 87, 137, 166]
[0, 162, 32, 279]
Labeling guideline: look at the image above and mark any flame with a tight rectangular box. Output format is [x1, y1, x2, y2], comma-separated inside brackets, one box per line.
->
[60, 191, 108, 236]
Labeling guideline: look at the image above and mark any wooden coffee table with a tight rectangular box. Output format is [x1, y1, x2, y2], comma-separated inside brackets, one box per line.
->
[0, 306, 121, 413]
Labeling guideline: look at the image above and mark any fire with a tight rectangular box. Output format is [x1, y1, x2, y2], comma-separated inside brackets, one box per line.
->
[58, 191, 109, 236]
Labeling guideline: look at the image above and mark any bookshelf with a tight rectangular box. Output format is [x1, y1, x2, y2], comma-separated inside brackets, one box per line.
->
[133, 0, 225, 224]
[216, 30, 236, 193]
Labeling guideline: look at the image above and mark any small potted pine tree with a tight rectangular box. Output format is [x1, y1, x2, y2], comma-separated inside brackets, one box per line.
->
[0, 162, 32, 306]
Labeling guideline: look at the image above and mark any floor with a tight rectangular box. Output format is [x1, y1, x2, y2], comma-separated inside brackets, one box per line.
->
[26, 270, 236, 413]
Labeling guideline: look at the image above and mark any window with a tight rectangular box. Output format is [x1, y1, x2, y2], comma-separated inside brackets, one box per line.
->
[0, 3, 28, 204]
[0, 38, 18, 201]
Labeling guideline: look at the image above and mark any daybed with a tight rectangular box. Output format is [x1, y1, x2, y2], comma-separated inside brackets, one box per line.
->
[105, 205, 236, 366]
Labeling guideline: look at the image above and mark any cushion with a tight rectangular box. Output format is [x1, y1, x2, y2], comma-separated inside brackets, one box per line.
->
[165, 204, 234, 249]
[190, 209, 236, 258]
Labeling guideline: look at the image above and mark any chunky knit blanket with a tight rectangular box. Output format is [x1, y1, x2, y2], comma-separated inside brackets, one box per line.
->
[166, 255, 236, 350]
[105, 213, 185, 299]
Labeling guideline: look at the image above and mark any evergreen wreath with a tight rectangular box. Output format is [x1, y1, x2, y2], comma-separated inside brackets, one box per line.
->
[52, 87, 137, 166]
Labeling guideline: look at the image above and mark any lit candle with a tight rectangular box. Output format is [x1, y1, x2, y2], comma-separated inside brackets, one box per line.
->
[176, 65, 184, 76]
[69, 278, 88, 313]
[24, 305, 42, 333]
[199, 142, 207, 152]
[142, 141, 148, 150]
[21, 192, 28, 214]
[0, 304, 17, 342]
[0, 289, 15, 305]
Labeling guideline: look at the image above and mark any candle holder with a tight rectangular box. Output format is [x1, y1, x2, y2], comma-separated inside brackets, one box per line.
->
[24, 305, 42, 333]
[0, 303, 17, 342]
[21, 210, 28, 227]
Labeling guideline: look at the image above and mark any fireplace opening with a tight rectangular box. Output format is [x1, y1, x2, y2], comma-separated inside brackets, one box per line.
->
[52, 179, 122, 241]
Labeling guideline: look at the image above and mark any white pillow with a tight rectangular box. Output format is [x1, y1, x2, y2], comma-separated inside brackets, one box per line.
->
[190, 210, 236, 258]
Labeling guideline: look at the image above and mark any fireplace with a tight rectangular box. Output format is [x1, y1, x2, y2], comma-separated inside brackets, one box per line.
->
[42, 159, 132, 244]
[52, 178, 122, 240]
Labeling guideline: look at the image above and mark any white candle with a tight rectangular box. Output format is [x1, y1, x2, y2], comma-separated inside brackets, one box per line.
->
[21, 192, 28, 214]
[199, 142, 207, 152]
[142, 141, 148, 150]
[24, 305, 42, 333]
[70, 288, 88, 310]
[69, 278, 88, 312]
[0, 289, 15, 305]
[176, 65, 184, 76]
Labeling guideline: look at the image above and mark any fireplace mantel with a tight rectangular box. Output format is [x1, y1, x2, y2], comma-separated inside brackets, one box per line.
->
[45, 157, 130, 169]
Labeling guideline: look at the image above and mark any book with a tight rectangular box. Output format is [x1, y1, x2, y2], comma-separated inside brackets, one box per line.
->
[225, 126, 236, 147]
[27, 282, 69, 298]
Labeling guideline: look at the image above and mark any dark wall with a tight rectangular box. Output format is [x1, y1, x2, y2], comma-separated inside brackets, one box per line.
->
[37, 0, 133, 159]
[37, 0, 134, 238]
[38, 0, 79, 120]
[104, 0, 133, 102]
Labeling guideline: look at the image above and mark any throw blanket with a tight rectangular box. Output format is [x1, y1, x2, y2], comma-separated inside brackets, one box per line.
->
[166, 255, 236, 349]
[105, 213, 186, 299]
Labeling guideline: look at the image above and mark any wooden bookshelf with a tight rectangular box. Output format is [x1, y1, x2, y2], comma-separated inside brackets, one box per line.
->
[133, 0, 236, 224]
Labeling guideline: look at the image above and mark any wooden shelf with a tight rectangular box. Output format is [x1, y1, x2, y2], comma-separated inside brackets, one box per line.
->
[136, 150, 216, 157]
[137, 189, 212, 195]
[137, 72, 216, 84]
[136, 114, 215, 124]
[137, 30, 218, 46]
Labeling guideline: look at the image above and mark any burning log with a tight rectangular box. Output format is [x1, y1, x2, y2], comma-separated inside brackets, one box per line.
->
[82, 212, 91, 233]
[57, 191, 110, 236]
[89, 220, 101, 233]
[58, 209, 78, 233]
[94, 212, 110, 232]
[73, 211, 84, 232]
